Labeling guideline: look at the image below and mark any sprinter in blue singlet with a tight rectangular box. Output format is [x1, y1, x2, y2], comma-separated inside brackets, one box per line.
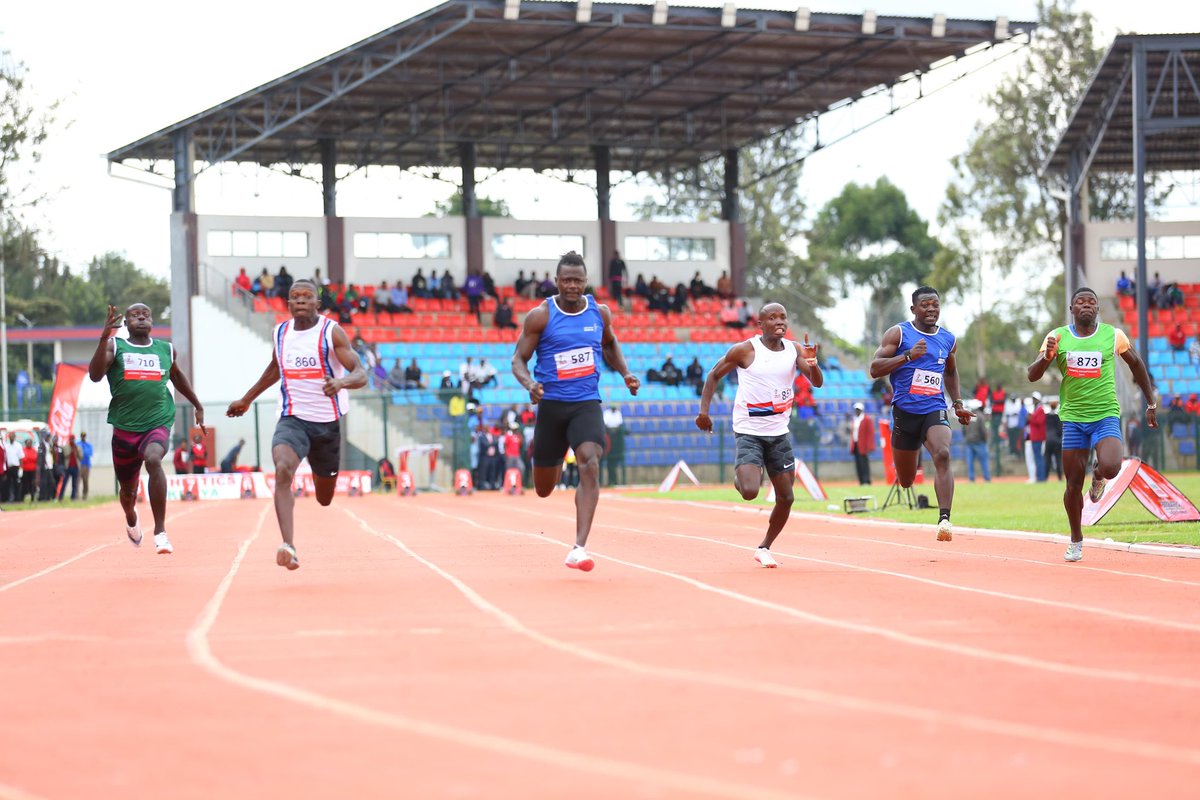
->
[512, 251, 641, 573]
[869, 286, 975, 542]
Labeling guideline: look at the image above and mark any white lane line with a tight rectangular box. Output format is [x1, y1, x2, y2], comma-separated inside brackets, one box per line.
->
[0, 634, 114, 645]
[613, 496, 1200, 586]
[184, 505, 807, 800]
[545, 505, 1200, 634]
[418, 503, 1200, 691]
[0, 782, 50, 800]
[615, 495, 1200, 559]
[352, 504, 1200, 768]
[0, 544, 111, 594]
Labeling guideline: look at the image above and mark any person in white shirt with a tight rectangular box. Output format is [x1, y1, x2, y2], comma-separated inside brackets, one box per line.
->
[3, 432, 24, 502]
[695, 303, 823, 568]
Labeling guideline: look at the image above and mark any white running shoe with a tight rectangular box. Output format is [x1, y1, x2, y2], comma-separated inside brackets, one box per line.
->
[1088, 476, 1107, 503]
[1064, 541, 1084, 562]
[276, 543, 300, 570]
[154, 532, 173, 555]
[936, 519, 953, 542]
[754, 547, 779, 568]
[125, 511, 142, 547]
[564, 547, 594, 572]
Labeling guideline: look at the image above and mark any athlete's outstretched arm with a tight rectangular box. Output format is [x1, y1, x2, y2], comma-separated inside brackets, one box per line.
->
[327, 325, 368, 395]
[944, 345, 973, 425]
[511, 304, 548, 404]
[1119, 346, 1159, 428]
[226, 356, 281, 417]
[87, 305, 122, 382]
[168, 349, 206, 432]
[868, 326, 906, 379]
[793, 333, 824, 388]
[599, 304, 639, 396]
[695, 341, 752, 432]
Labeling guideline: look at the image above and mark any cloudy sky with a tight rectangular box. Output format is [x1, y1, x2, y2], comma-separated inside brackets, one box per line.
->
[0, 0, 1191, 336]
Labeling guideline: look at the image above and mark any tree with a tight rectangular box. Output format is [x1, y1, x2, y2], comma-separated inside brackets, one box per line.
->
[631, 128, 833, 328]
[807, 177, 941, 347]
[1, 50, 54, 218]
[431, 193, 510, 217]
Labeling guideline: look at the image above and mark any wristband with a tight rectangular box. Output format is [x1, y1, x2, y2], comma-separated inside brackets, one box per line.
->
[1146, 403, 1157, 411]
[952, 400, 964, 408]
[903, 351, 911, 362]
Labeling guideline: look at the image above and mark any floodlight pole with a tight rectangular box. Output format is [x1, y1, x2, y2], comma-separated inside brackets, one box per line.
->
[1131, 42, 1149, 373]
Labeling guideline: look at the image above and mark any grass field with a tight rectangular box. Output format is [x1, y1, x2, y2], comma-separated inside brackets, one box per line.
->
[629, 472, 1200, 546]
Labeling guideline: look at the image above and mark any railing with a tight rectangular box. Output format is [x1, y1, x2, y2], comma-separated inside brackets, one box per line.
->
[196, 262, 278, 339]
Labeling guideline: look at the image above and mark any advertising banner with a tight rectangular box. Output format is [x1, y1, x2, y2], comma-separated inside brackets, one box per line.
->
[46, 364, 88, 440]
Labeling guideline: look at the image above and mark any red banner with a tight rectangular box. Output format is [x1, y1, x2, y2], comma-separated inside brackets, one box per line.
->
[1082, 458, 1200, 525]
[879, 419, 895, 485]
[47, 364, 88, 440]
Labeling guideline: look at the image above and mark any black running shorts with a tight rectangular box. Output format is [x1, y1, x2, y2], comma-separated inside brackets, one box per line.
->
[531, 399, 606, 467]
[891, 407, 950, 451]
[733, 432, 795, 477]
[272, 415, 342, 476]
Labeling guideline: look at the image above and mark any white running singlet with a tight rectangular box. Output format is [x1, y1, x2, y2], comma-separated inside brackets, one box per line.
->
[732, 336, 798, 436]
[273, 318, 348, 422]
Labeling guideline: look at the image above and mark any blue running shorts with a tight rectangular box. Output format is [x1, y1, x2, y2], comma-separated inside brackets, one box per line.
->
[1061, 416, 1122, 451]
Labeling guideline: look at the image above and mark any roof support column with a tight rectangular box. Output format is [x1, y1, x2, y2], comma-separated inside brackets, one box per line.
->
[1063, 159, 1082, 322]
[170, 129, 197, 381]
[722, 149, 746, 296]
[321, 138, 345, 284]
[461, 143, 482, 276]
[594, 146, 616, 290]
[1132, 42, 1150, 370]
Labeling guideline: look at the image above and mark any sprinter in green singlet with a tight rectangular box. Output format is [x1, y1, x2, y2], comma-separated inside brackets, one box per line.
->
[88, 303, 205, 554]
[1027, 287, 1156, 562]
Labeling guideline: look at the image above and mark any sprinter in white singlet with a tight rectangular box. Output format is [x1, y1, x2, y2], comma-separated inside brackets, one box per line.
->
[695, 303, 823, 568]
[226, 279, 367, 570]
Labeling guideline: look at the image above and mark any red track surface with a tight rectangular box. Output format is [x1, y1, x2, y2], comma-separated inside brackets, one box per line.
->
[2, 492, 1199, 799]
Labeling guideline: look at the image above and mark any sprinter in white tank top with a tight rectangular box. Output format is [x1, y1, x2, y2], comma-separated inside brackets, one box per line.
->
[226, 279, 367, 571]
[695, 303, 823, 568]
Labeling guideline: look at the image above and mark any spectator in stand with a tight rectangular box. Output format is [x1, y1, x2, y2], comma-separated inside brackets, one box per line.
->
[404, 359, 426, 390]
[275, 266, 293, 299]
[1186, 393, 1200, 418]
[475, 358, 499, 389]
[464, 270, 485, 319]
[318, 283, 336, 313]
[736, 299, 751, 329]
[437, 270, 459, 301]
[79, 431, 93, 500]
[989, 382, 1006, 441]
[335, 293, 355, 325]
[715, 270, 733, 300]
[313, 268, 327, 286]
[689, 271, 713, 299]
[459, 356, 476, 392]
[344, 285, 367, 314]
[653, 355, 681, 387]
[482, 271, 499, 301]
[1044, 399, 1063, 480]
[411, 268, 431, 298]
[388, 359, 407, 390]
[235, 267, 252, 294]
[1148, 272, 1163, 308]
[1167, 282, 1184, 309]
[1028, 392, 1047, 482]
[514, 270, 533, 299]
[608, 251, 627, 305]
[220, 439, 246, 474]
[493, 297, 517, 329]
[850, 402, 876, 485]
[685, 356, 704, 394]
[964, 400, 990, 483]
[1190, 338, 1200, 366]
[719, 299, 742, 329]
[258, 268, 274, 298]
[173, 439, 190, 475]
[20, 437, 38, 502]
[1166, 395, 1188, 427]
[670, 282, 691, 314]
[191, 433, 208, 475]
[1116, 271, 1134, 297]
[1168, 323, 1187, 352]
[391, 282, 413, 314]
[536, 272, 556, 299]
[633, 273, 650, 300]
[374, 282, 396, 314]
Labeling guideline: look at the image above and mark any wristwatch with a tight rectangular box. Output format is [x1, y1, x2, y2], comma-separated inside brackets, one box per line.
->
[1146, 403, 1157, 410]
[952, 399, 964, 408]
[903, 351, 911, 362]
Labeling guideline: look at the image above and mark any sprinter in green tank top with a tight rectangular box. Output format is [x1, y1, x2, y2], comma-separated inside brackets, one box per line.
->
[1027, 287, 1156, 562]
[88, 303, 205, 555]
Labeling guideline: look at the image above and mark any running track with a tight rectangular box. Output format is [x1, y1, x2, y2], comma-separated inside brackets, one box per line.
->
[1, 492, 1198, 799]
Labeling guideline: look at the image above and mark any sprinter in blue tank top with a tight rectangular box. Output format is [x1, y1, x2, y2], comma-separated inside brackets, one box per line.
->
[870, 286, 975, 542]
[512, 251, 640, 573]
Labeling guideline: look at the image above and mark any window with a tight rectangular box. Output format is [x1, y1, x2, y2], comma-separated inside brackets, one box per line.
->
[1100, 237, 1132, 260]
[624, 235, 716, 261]
[353, 232, 451, 259]
[1100, 235, 1200, 261]
[491, 234, 585, 260]
[206, 230, 309, 258]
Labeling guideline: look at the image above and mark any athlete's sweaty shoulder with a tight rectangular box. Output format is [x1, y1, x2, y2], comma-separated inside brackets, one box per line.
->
[725, 338, 756, 369]
[522, 301, 551, 335]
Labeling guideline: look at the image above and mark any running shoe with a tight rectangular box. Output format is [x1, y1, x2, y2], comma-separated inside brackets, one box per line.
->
[276, 542, 300, 570]
[1088, 476, 1107, 503]
[154, 532, 173, 555]
[1064, 541, 1084, 562]
[754, 547, 779, 568]
[936, 519, 953, 542]
[125, 510, 142, 548]
[564, 547, 594, 572]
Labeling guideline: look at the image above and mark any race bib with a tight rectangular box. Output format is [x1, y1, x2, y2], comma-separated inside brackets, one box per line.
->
[908, 368, 943, 396]
[283, 353, 325, 380]
[122, 351, 164, 381]
[772, 386, 794, 414]
[1066, 351, 1102, 378]
[554, 346, 595, 380]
